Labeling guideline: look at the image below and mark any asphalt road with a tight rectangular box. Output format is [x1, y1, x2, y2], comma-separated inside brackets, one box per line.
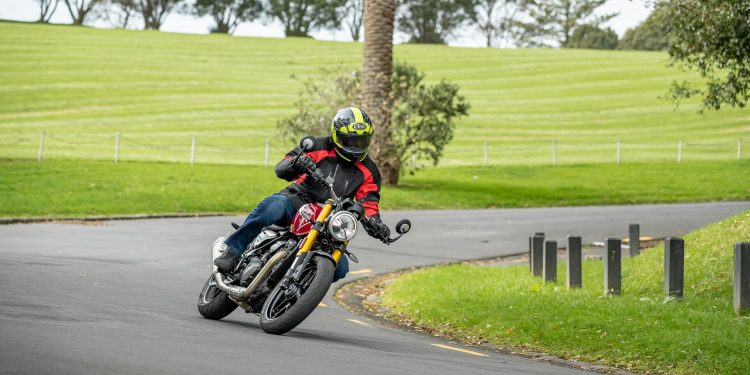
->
[1, 202, 749, 375]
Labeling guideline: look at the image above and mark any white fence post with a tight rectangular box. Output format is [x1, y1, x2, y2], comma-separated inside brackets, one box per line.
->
[739, 139, 743, 161]
[114, 132, 120, 163]
[264, 139, 270, 167]
[190, 136, 196, 166]
[37, 131, 45, 162]
[552, 140, 557, 165]
[616, 139, 621, 164]
[411, 151, 416, 168]
[678, 139, 683, 163]
[484, 141, 488, 166]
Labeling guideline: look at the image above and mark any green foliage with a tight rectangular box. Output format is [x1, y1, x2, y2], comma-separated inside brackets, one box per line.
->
[515, 0, 615, 47]
[266, 0, 345, 37]
[617, 6, 668, 51]
[278, 61, 469, 172]
[382, 210, 750, 374]
[661, 0, 750, 110]
[390, 63, 470, 168]
[396, 0, 477, 44]
[192, 0, 263, 34]
[563, 24, 617, 50]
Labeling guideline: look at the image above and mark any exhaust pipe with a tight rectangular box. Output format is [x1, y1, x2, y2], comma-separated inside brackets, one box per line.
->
[212, 250, 290, 302]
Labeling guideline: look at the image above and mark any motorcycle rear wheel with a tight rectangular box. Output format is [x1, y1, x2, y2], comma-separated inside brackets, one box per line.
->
[260, 255, 334, 335]
[197, 275, 237, 320]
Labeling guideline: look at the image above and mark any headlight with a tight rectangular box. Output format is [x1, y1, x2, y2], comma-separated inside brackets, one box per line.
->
[327, 211, 358, 241]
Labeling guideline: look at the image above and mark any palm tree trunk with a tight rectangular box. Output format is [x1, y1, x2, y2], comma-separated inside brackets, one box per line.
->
[362, 0, 399, 185]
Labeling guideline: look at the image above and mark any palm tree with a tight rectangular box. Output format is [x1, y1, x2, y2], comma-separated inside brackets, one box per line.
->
[362, 0, 399, 185]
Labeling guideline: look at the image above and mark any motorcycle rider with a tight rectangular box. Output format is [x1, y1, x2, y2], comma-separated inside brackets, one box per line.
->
[213, 107, 391, 281]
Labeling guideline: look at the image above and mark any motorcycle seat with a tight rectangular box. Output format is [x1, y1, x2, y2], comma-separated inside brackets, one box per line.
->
[266, 224, 288, 232]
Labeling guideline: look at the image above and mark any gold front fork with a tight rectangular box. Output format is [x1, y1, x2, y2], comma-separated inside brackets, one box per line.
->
[297, 200, 334, 255]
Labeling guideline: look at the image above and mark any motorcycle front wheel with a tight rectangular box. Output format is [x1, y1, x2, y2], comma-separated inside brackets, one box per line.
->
[197, 275, 237, 320]
[260, 255, 335, 335]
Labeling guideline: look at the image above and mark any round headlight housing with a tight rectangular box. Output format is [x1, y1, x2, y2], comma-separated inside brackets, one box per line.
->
[327, 211, 358, 241]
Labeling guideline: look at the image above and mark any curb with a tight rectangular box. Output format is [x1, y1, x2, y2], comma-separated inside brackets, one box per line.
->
[333, 254, 634, 375]
[0, 213, 232, 225]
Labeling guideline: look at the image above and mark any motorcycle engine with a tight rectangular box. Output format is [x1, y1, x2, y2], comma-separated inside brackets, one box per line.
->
[240, 256, 262, 286]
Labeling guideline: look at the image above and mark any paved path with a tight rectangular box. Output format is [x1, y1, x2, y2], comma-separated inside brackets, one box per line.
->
[1, 202, 748, 374]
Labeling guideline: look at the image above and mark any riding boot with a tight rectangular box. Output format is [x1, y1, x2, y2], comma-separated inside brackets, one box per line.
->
[214, 251, 239, 273]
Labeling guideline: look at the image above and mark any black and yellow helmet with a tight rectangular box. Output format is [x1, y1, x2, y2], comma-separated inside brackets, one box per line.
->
[330, 107, 374, 162]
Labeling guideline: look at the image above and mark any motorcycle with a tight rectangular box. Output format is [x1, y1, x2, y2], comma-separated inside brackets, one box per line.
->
[197, 136, 411, 335]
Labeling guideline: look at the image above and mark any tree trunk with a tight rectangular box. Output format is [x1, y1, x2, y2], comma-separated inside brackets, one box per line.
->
[362, 0, 398, 185]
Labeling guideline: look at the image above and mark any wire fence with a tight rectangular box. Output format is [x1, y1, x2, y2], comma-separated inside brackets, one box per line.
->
[0, 132, 745, 167]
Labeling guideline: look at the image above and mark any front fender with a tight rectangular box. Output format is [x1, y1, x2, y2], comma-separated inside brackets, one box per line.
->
[311, 250, 337, 267]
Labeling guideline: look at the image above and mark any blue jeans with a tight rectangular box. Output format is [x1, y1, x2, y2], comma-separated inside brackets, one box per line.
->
[224, 194, 349, 282]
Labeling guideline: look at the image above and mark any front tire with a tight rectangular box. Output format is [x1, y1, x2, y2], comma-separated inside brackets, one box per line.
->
[260, 255, 335, 335]
[197, 275, 237, 320]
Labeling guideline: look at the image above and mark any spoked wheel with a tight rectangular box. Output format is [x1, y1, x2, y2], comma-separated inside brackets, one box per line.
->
[197, 275, 237, 320]
[260, 255, 335, 335]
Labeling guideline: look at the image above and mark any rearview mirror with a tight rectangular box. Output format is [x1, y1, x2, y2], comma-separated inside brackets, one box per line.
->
[395, 219, 411, 234]
[300, 136, 315, 152]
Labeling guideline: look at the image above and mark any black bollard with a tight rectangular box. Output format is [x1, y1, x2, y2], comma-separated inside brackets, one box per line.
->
[604, 238, 622, 295]
[532, 235, 544, 277]
[629, 224, 640, 257]
[735, 243, 750, 315]
[544, 240, 557, 283]
[664, 238, 684, 298]
[567, 236, 582, 289]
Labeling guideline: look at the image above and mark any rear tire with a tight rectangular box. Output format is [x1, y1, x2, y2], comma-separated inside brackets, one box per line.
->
[197, 275, 237, 320]
[260, 255, 335, 335]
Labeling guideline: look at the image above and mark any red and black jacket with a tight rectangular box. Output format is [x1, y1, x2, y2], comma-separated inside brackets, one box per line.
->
[275, 137, 381, 219]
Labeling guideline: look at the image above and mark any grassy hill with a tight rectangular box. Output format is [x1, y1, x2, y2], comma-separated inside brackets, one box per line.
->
[0, 21, 747, 166]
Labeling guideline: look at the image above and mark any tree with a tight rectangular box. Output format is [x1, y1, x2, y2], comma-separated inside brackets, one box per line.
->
[564, 24, 617, 49]
[363, 0, 397, 184]
[106, 0, 139, 28]
[278, 62, 469, 176]
[193, 0, 262, 34]
[344, 0, 364, 41]
[138, 0, 182, 30]
[515, 0, 616, 47]
[397, 0, 478, 44]
[662, 0, 750, 110]
[617, 5, 668, 51]
[35, 0, 59, 23]
[474, 0, 521, 47]
[63, 0, 102, 25]
[266, 0, 345, 37]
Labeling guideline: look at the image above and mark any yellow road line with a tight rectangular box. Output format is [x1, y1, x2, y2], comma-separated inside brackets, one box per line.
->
[431, 344, 490, 357]
[318, 302, 328, 307]
[349, 269, 372, 275]
[346, 319, 371, 327]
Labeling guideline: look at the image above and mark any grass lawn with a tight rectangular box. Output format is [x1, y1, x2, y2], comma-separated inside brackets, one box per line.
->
[1, 159, 749, 218]
[1, 21, 748, 166]
[381, 211, 750, 374]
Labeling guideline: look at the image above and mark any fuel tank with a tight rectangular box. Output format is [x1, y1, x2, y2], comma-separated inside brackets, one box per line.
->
[290, 203, 324, 236]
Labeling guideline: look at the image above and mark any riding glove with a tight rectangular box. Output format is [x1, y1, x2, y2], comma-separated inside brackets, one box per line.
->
[296, 155, 317, 171]
[366, 216, 390, 242]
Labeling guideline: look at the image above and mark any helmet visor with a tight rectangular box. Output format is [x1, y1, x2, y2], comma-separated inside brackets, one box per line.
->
[338, 132, 372, 154]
